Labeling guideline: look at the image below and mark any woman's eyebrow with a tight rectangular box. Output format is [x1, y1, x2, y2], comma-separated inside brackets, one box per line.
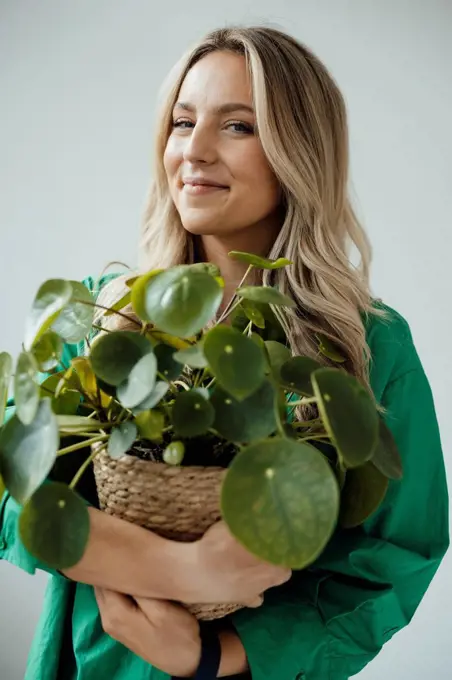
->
[174, 101, 254, 115]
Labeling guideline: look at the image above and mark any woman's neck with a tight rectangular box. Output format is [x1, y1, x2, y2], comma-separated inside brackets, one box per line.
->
[197, 227, 276, 313]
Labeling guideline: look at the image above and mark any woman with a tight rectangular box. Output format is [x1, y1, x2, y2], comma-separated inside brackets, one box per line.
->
[1, 25, 448, 680]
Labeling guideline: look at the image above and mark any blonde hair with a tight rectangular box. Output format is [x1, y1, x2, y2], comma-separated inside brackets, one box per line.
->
[97, 25, 382, 392]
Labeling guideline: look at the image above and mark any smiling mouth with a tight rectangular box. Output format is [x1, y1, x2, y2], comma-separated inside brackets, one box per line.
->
[182, 183, 229, 195]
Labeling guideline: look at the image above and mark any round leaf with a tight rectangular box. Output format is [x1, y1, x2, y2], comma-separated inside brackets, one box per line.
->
[184, 262, 221, 277]
[372, 417, 403, 480]
[280, 356, 321, 396]
[211, 380, 277, 443]
[32, 331, 63, 372]
[311, 368, 379, 468]
[24, 279, 72, 351]
[117, 353, 157, 409]
[134, 410, 164, 443]
[19, 482, 90, 569]
[241, 299, 265, 329]
[228, 251, 292, 270]
[40, 373, 80, 416]
[237, 285, 296, 308]
[0, 352, 13, 425]
[154, 343, 182, 381]
[132, 267, 223, 337]
[221, 438, 339, 568]
[0, 398, 58, 504]
[316, 334, 346, 363]
[172, 390, 215, 438]
[90, 331, 153, 386]
[264, 341, 291, 379]
[14, 351, 40, 425]
[51, 281, 95, 344]
[203, 326, 266, 400]
[108, 422, 138, 459]
[340, 462, 389, 528]
[173, 343, 208, 369]
[132, 381, 170, 414]
[163, 441, 185, 466]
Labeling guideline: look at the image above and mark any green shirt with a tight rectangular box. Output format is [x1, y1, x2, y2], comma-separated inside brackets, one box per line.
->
[0, 275, 449, 680]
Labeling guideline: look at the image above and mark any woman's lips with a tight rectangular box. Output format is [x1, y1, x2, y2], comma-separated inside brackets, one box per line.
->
[183, 183, 229, 196]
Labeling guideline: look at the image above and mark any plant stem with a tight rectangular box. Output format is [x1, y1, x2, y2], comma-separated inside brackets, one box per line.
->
[291, 418, 323, 429]
[216, 264, 253, 325]
[69, 444, 106, 490]
[74, 298, 142, 329]
[287, 397, 318, 407]
[57, 433, 109, 457]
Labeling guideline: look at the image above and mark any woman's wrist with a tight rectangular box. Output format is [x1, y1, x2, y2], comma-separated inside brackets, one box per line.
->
[217, 629, 248, 677]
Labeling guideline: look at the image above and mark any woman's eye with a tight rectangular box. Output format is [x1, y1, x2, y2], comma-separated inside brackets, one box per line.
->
[227, 121, 254, 134]
[172, 119, 194, 129]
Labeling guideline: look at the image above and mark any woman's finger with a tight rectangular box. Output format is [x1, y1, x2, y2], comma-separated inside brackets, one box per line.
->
[243, 594, 264, 608]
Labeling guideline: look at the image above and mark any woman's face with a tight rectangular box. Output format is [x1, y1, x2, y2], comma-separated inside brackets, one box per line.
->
[163, 50, 281, 237]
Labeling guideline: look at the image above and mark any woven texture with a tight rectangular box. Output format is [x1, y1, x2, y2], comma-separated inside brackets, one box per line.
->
[93, 449, 243, 620]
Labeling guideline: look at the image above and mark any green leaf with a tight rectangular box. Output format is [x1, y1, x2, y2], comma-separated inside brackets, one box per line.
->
[24, 279, 73, 351]
[340, 461, 389, 528]
[90, 331, 153, 386]
[240, 299, 265, 329]
[56, 415, 104, 433]
[173, 343, 208, 369]
[221, 438, 339, 568]
[280, 356, 322, 396]
[32, 331, 64, 372]
[184, 262, 221, 277]
[14, 351, 40, 425]
[0, 352, 13, 425]
[203, 326, 266, 401]
[163, 441, 185, 466]
[172, 390, 215, 438]
[264, 341, 291, 380]
[132, 267, 223, 337]
[132, 381, 170, 414]
[372, 418, 403, 480]
[116, 353, 157, 409]
[0, 473, 5, 499]
[104, 291, 132, 316]
[134, 410, 164, 443]
[228, 251, 293, 270]
[19, 482, 90, 569]
[211, 380, 277, 443]
[0, 399, 59, 504]
[39, 374, 80, 416]
[316, 334, 346, 363]
[51, 281, 95, 344]
[237, 285, 296, 308]
[154, 343, 182, 381]
[311, 368, 379, 468]
[108, 422, 138, 459]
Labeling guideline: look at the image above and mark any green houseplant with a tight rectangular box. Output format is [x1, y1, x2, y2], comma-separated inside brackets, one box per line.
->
[0, 252, 402, 618]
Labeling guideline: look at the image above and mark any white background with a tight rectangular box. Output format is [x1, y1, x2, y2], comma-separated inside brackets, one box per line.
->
[1, 1, 451, 678]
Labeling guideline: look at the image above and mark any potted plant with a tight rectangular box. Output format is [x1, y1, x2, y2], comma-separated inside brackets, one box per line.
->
[0, 252, 402, 620]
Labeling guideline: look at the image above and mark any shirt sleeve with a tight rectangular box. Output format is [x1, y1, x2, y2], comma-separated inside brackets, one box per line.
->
[232, 350, 449, 679]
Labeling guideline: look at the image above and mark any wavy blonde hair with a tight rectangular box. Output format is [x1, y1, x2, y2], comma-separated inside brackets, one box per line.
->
[97, 25, 381, 392]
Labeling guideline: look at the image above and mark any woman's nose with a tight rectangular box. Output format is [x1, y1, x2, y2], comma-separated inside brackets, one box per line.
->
[182, 125, 217, 165]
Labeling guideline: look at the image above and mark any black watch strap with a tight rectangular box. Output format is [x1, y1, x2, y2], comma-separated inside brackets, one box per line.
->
[172, 624, 221, 680]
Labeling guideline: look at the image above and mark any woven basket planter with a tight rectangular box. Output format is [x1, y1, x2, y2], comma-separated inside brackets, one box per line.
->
[92, 448, 243, 621]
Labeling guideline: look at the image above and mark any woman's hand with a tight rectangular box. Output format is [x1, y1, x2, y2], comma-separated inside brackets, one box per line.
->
[182, 520, 292, 606]
[94, 588, 202, 678]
